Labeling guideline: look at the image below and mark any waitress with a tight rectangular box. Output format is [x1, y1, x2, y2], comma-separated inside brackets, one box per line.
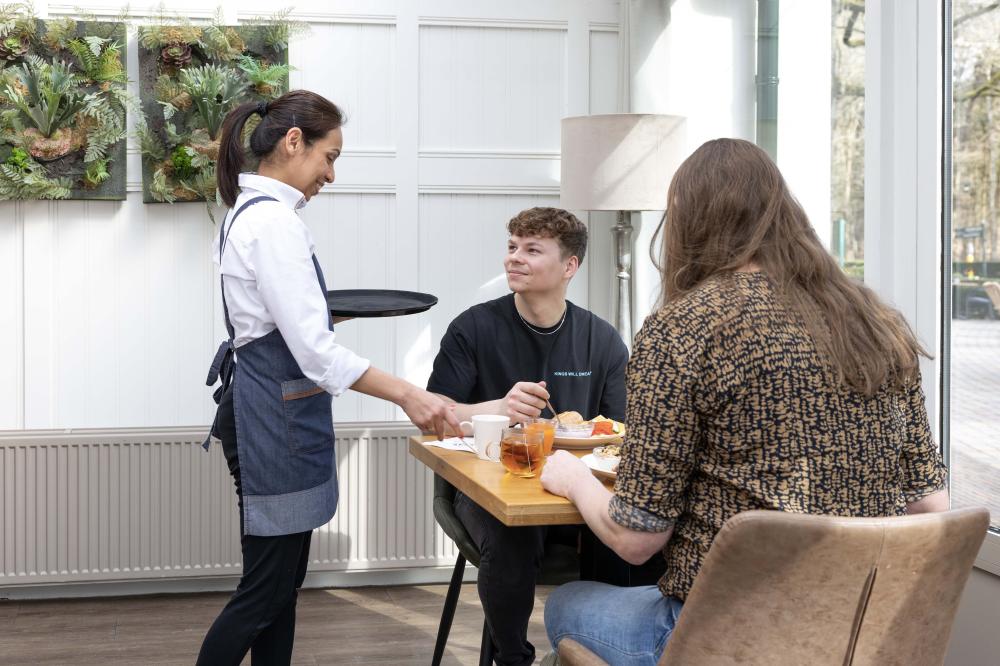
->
[197, 90, 459, 665]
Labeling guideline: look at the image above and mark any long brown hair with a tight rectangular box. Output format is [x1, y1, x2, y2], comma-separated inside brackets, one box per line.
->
[651, 138, 927, 395]
[216, 90, 345, 207]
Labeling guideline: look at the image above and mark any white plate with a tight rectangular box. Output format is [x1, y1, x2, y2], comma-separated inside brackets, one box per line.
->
[553, 432, 623, 449]
[581, 452, 618, 481]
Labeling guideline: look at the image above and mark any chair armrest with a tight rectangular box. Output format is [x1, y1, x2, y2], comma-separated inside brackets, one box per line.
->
[558, 638, 608, 666]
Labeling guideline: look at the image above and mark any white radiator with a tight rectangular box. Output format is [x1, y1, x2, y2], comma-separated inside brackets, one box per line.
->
[0, 425, 458, 589]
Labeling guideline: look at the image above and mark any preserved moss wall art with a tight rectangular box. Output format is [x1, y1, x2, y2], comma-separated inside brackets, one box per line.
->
[136, 22, 289, 203]
[0, 13, 129, 200]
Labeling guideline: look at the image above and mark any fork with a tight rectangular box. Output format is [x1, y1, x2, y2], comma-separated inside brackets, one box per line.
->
[545, 397, 562, 427]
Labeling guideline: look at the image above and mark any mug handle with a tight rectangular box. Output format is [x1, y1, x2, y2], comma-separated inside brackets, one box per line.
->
[458, 421, 473, 437]
[484, 439, 501, 462]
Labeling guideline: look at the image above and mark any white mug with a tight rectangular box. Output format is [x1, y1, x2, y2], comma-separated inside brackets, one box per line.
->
[459, 414, 509, 461]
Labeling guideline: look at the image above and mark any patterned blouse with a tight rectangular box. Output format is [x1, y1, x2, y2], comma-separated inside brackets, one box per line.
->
[609, 271, 948, 601]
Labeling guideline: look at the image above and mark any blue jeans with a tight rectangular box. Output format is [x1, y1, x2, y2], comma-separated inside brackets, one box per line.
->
[545, 582, 684, 666]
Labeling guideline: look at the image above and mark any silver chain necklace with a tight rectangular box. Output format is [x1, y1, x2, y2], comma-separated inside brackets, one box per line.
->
[516, 306, 567, 336]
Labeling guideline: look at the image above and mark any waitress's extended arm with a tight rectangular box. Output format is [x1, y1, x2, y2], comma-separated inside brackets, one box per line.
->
[351, 366, 462, 440]
[248, 217, 458, 436]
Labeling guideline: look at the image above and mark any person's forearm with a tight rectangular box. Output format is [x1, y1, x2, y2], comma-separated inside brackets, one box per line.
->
[431, 394, 504, 423]
[906, 488, 950, 514]
[351, 366, 414, 404]
[349, 367, 460, 438]
[568, 474, 671, 565]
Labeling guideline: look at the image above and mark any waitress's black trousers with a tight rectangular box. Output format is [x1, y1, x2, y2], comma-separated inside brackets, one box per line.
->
[197, 387, 313, 666]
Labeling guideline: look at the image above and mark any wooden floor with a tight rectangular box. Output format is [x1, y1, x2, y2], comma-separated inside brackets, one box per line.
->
[0, 583, 553, 665]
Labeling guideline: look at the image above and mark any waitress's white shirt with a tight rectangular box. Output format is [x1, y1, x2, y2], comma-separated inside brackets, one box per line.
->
[212, 173, 370, 396]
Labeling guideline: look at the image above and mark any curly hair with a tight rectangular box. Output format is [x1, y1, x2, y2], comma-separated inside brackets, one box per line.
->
[507, 207, 587, 262]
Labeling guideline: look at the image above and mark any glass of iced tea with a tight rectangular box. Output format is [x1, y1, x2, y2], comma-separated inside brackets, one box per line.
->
[500, 427, 546, 478]
[525, 417, 556, 456]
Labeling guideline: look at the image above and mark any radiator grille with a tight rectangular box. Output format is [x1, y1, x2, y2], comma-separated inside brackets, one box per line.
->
[0, 426, 456, 586]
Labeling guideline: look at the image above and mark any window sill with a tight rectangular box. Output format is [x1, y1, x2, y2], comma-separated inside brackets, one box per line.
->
[975, 529, 1000, 578]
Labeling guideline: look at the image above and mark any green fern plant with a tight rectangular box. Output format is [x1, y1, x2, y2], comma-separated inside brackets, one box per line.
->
[0, 158, 72, 199]
[242, 10, 307, 51]
[82, 156, 110, 187]
[66, 37, 126, 84]
[79, 91, 126, 162]
[153, 74, 181, 101]
[5, 56, 85, 137]
[134, 112, 165, 161]
[41, 17, 76, 52]
[4, 145, 28, 170]
[171, 144, 196, 179]
[148, 166, 175, 203]
[236, 55, 289, 98]
[177, 160, 216, 200]
[178, 64, 244, 140]
[0, 3, 37, 43]
[137, 23, 202, 51]
[201, 25, 245, 62]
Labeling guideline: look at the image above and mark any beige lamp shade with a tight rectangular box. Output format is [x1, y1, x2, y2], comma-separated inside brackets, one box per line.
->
[560, 113, 686, 211]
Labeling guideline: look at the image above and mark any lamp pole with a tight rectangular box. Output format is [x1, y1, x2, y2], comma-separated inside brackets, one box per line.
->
[613, 210, 634, 350]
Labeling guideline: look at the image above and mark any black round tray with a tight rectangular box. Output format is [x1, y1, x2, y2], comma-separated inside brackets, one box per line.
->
[326, 289, 438, 318]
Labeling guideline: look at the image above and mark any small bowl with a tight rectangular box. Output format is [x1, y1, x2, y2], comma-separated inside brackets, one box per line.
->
[555, 422, 594, 437]
[593, 444, 622, 460]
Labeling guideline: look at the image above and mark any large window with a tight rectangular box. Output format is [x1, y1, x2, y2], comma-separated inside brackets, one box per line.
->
[831, 0, 865, 279]
[949, 0, 1000, 529]
[770, 1, 864, 274]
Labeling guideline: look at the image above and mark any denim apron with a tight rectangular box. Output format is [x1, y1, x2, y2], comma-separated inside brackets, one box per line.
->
[204, 196, 339, 537]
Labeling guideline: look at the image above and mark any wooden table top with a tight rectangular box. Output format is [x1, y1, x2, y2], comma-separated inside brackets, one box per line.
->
[408, 435, 612, 527]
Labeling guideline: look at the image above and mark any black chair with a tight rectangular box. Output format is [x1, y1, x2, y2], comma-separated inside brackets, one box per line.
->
[431, 474, 579, 666]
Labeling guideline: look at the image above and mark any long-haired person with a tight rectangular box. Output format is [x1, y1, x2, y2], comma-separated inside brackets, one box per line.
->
[538, 138, 948, 665]
[196, 90, 460, 665]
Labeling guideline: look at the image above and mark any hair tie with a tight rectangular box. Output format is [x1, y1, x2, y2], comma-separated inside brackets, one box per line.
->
[256, 101, 268, 117]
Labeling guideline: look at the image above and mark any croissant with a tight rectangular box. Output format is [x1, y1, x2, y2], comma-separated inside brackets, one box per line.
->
[556, 410, 584, 424]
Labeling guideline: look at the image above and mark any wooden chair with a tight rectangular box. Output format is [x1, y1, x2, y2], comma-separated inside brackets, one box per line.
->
[558, 508, 990, 666]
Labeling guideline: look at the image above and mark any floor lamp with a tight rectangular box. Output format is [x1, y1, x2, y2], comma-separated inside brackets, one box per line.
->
[560, 113, 686, 349]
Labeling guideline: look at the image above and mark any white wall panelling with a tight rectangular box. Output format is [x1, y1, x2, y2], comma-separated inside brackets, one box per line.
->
[0, 204, 23, 429]
[1, 0, 620, 591]
[589, 27, 620, 116]
[17, 199, 217, 430]
[290, 21, 397, 152]
[418, 24, 566, 153]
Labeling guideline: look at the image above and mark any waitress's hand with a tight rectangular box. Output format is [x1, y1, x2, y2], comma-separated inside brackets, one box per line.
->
[349, 366, 461, 439]
[400, 387, 462, 440]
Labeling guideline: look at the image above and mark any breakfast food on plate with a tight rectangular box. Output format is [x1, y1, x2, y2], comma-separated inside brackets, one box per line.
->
[590, 444, 622, 478]
[591, 420, 615, 436]
[556, 410, 585, 425]
[594, 444, 621, 459]
[555, 421, 594, 437]
[591, 415, 624, 435]
[554, 414, 626, 439]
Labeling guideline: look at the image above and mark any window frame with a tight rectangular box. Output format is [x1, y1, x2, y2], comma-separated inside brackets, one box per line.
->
[869, 0, 999, 574]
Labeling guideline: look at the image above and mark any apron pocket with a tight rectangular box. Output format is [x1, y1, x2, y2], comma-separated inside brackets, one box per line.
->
[280, 378, 333, 453]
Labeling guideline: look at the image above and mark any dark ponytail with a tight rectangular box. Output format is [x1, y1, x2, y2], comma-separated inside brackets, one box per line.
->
[217, 90, 345, 208]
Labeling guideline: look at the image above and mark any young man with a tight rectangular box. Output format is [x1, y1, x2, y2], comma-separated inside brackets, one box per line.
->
[427, 207, 654, 666]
